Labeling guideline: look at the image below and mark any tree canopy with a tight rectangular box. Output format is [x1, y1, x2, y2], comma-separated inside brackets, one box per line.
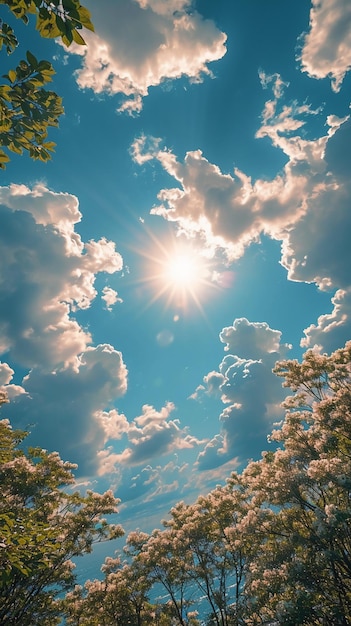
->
[0, 394, 123, 626]
[2, 341, 351, 623]
[59, 341, 351, 625]
[0, 0, 94, 168]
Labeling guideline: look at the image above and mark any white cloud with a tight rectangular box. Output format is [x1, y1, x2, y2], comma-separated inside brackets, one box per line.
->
[131, 136, 313, 261]
[3, 345, 128, 476]
[196, 319, 291, 470]
[220, 318, 287, 359]
[299, 0, 351, 92]
[67, 0, 227, 113]
[132, 74, 351, 354]
[131, 75, 350, 264]
[95, 408, 129, 441]
[101, 286, 123, 311]
[301, 288, 351, 353]
[136, 0, 190, 15]
[100, 402, 204, 468]
[0, 184, 123, 369]
[257, 71, 325, 167]
[0, 184, 129, 475]
[0, 362, 25, 400]
[280, 179, 351, 290]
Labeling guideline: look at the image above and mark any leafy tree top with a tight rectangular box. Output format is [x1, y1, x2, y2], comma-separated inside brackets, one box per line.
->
[0, 0, 94, 168]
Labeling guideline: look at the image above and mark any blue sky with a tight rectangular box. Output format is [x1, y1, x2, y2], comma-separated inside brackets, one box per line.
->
[1, 0, 351, 561]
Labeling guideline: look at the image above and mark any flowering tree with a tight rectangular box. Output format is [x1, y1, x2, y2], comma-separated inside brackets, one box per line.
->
[240, 342, 351, 624]
[166, 484, 256, 626]
[126, 528, 196, 626]
[0, 396, 123, 626]
[61, 341, 351, 625]
[63, 555, 154, 626]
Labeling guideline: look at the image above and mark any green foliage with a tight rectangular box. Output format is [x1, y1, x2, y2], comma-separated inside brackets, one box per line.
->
[1, 0, 94, 46]
[0, 0, 94, 168]
[0, 397, 123, 626]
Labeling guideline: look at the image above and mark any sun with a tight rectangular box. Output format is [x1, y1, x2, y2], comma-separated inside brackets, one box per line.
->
[157, 245, 211, 312]
[132, 229, 216, 316]
[163, 252, 203, 288]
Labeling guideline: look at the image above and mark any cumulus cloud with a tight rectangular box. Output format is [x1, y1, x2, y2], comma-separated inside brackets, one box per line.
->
[0, 183, 129, 475]
[0, 184, 122, 369]
[220, 318, 285, 359]
[280, 180, 351, 290]
[193, 370, 225, 398]
[0, 362, 25, 400]
[3, 345, 128, 476]
[299, 0, 351, 92]
[132, 72, 351, 353]
[66, 0, 226, 114]
[95, 408, 129, 441]
[301, 288, 351, 353]
[101, 286, 123, 311]
[196, 318, 291, 470]
[99, 402, 204, 469]
[130, 79, 335, 261]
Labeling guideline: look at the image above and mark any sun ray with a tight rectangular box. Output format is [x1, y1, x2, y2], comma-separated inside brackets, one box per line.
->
[126, 224, 218, 318]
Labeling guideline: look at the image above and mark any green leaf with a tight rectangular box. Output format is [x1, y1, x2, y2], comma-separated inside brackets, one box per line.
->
[72, 28, 85, 45]
[0, 149, 10, 166]
[26, 50, 38, 68]
[8, 69, 16, 83]
[77, 6, 94, 32]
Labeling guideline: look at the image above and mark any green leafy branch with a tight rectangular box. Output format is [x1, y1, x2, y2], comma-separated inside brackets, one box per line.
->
[0, 0, 94, 168]
[0, 51, 63, 166]
[0, 0, 94, 46]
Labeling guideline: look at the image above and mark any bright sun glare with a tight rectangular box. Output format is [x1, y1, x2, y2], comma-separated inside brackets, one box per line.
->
[133, 230, 216, 316]
[163, 252, 202, 288]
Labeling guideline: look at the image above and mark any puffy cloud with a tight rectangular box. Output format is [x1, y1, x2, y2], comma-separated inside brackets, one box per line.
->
[301, 288, 351, 353]
[0, 184, 122, 369]
[132, 73, 351, 354]
[101, 286, 123, 310]
[0, 183, 129, 475]
[299, 0, 351, 92]
[280, 179, 351, 290]
[196, 434, 230, 471]
[130, 79, 335, 261]
[0, 182, 81, 232]
[95, 408, 129, 441]
[3, 344, 128, 476]
[137, 0, 190, 15]
[203, 370, 225, 396]
[131, 74, 349, 261]
[196, 319, 291, 470]
[68, 0, 226, 114]
[132, 136, 261, 259]
[100, 402, 204, 468]
[0, 362, 25, 400]
[220, 318, 285, 359]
